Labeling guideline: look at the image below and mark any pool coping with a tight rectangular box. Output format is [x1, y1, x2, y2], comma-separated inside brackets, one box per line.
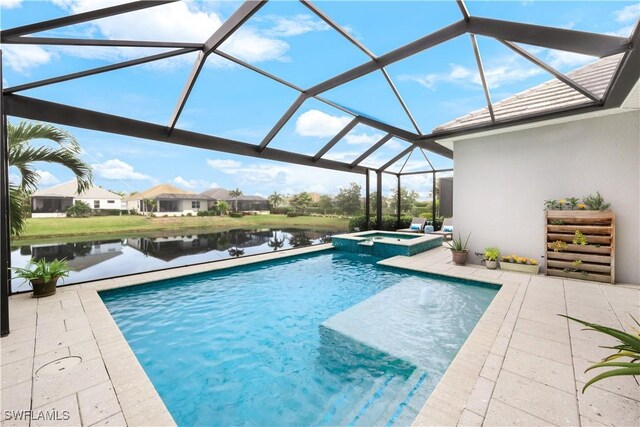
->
[4, 243, 638, 426]
[332, 229, 442, 247]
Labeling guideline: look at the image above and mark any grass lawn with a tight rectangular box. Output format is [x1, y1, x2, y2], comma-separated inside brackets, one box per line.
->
[14, 214, 349, 242]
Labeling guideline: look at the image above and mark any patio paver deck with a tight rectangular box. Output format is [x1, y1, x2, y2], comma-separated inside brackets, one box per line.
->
[2, 244, 639, 426]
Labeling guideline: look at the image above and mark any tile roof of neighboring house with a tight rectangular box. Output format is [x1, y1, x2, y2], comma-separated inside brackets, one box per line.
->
[433, 54, 624, 133]
[32, 180, 122, 199]
[154, 193, 213, 200]
[200, 188, 267, 201]
[124, 184, 192, 201]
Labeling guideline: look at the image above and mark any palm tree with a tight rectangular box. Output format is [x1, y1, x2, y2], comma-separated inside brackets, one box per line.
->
[8, 121, 93, 236]
[228, 188, 243, 213]
[268, 191, 284, 211]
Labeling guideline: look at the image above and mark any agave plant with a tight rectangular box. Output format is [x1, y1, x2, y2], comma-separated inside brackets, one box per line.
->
[445, 233, 470, 252]
[562, 315, 640, 392]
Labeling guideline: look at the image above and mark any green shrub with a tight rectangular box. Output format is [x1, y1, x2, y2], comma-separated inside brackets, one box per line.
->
[91, 209, 123, 216]
[229, 212, 243, 218]
[348, 215, 412, 232]
[66, 201, 91, 217]
[271, 207, 291, 215]
[287, 212, 308, 218]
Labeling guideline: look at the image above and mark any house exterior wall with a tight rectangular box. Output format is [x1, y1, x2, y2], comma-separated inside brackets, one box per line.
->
[130, 199, 206, 216]
[453, 110, 639, 285]
[75, 197, 122, 210]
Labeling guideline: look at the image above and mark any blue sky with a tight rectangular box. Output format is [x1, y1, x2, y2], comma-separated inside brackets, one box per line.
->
[2, 0, 638, 199]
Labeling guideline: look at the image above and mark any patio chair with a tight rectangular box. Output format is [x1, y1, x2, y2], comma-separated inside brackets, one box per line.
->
[396, 217, 427, 233]
[429, 218, 453, 240]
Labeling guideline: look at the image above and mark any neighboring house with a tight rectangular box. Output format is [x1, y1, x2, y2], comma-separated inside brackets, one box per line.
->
[200, 188, 269, 212]
[125, 184, 213, 216]
[432, 55, 640, 284]
[31, 180, 124, 218]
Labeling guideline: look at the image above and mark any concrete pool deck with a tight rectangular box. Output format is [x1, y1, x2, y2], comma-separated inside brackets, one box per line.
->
[2, 244, 639, 426]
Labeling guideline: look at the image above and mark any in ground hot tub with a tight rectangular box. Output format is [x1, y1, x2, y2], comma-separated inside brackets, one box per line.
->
[332, 230, 443, 257]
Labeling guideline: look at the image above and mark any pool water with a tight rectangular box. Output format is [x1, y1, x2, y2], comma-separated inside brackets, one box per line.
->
[101, 251, 497, 426]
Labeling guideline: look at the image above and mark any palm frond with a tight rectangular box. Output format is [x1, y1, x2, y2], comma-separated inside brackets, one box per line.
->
[9, 144, 92, 193]
[8, 121, 80, 153]
[9, 185, 28, 236]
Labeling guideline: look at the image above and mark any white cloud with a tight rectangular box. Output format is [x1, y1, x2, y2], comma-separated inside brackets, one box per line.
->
[36, 170, 60, 186]
[207, 159, 242, 169]
[3, 45, 55, 74]
[606, 25, 636, 38]
[92, 159, 152, 180]
[0, 0, 22, 8]
[545, 50, 594, 69]
[173, 176, 213, 191]
[399, 56, 542, 90]
[343, 132, 384, 145]
[614, 4, 640, 23]
[260, 14, 330, 37]
[19, 1, 327, 73]
[222, 27, 289, 63]
[295, 110, 351, 138]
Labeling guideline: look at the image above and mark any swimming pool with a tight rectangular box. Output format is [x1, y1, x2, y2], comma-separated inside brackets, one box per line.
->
[101, 251, 497, 426]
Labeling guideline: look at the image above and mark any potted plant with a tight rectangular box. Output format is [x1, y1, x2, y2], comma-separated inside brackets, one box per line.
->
[12, 258, 71, 297]
[483, 247, 500, 269]
[445, 233, 470, 265]
[500, 255, 539, 275]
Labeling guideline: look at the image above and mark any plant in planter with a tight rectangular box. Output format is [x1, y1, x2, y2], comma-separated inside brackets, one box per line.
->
[445, 233, 471, 265]
[561, 315, 640, 393]
[500, 255, 539, 274]
[566, 197, 580, 210]
[544, 199, 562, 210]
[583, 192, 611, 211]
[548, 240, 568, 252]
[12, 258, 71, 297]
[483, 247, 500, 270]
[573, 230, 588, 245]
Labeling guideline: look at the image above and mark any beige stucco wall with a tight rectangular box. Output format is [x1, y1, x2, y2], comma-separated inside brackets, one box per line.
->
[452, 110, 640, 285]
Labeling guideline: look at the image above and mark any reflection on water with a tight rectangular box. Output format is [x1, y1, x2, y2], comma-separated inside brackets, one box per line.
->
[10, 229, 337, 293]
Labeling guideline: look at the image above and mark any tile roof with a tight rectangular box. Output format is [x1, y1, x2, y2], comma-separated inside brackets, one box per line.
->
[32, 180, 122, 199]
[154, 193, 213, 200]
[200, 188, 267, 201]
[124, 184, 192, 201]
[433, 54, 624, 133]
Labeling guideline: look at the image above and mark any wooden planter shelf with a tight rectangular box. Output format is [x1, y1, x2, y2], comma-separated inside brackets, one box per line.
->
[545, 210, 615, 284]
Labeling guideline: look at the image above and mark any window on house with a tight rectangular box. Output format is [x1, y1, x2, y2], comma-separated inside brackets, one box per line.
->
[107, 200, 115, 204]
[192, 201, 200, 209]
[94, 200, 100, 209]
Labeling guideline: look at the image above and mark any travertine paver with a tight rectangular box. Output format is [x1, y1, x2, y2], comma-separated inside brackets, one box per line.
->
[2, 244, 639, 426]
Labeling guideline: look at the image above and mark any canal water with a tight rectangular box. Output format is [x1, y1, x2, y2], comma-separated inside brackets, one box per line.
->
[10, 229, 338, 293]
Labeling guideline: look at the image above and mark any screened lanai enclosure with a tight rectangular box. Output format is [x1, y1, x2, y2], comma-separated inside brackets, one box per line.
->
[1, 0, 639, 335]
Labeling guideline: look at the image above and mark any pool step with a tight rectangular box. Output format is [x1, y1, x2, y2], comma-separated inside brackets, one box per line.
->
[322, 369, 431, 427]
[377, 370, 431, 427]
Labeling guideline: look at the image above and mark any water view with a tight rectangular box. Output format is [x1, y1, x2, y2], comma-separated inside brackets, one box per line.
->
[10, 228, 338, 293]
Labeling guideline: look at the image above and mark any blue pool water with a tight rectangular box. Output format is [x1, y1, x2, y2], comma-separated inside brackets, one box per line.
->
[101, 251, 497, 426]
